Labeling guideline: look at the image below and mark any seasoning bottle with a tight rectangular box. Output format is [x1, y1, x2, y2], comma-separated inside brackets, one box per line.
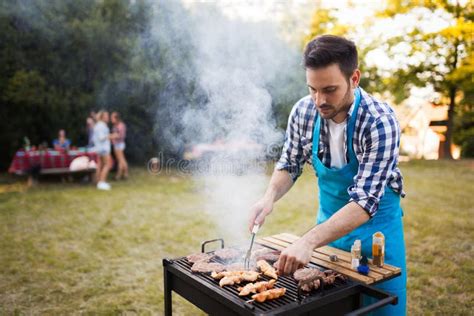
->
[357, 256, 370, 275]
[351, 239, 362, 269]
[372, 232, 385, 267]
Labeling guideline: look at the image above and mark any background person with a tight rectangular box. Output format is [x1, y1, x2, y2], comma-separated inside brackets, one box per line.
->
[53, 129, 71, 151]
[93, 111, 112, 190]
[110, 111, 128, 180]
[86, 112, 96, 148]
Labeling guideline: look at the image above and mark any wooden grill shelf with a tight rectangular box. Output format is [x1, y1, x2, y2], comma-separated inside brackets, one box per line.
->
[256, 233, 401, 285]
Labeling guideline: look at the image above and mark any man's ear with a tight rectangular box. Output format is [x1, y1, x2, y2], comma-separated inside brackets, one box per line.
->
[351, 69, 361, 88]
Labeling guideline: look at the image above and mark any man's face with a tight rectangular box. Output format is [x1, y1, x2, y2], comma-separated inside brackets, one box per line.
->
[306, 64, 359, 123]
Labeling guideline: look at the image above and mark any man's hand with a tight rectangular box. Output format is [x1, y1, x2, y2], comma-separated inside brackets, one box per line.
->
[276, 237, 314, 275]
[275, 202, 370, 275]
[247, 170, 293, 232]
[248, 197, 273, 232]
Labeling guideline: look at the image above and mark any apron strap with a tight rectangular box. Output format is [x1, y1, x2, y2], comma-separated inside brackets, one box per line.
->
[346, 87, 361, 161]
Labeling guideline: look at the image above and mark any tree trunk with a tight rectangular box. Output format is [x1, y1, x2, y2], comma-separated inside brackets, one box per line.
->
[442, 0, 461, 160]
[443, 87, 456, 159]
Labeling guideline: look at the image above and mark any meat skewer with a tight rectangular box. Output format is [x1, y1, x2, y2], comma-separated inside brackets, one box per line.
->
[257, 260, 278, 279]
[211, 270, 260, 287]
[219, 275, 243, 287]
[211, 270, 258, 279]
[250, 288, 286, 303]
[237, 279, 276, 296]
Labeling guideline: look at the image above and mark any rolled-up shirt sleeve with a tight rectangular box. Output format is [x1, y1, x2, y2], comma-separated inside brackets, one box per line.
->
[349, 114, 401, 217]
[275, 104, 305, 182]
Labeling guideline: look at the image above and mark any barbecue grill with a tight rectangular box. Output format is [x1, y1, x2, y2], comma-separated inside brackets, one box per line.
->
[163, 238, 398, 315]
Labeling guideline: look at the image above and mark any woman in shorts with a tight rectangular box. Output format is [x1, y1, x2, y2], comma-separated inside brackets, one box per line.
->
[111, 111, 129, 180]
[93, 111, 112, 190]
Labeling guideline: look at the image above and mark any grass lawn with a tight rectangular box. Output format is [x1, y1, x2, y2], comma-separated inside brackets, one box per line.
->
[0, 160, 473, 315]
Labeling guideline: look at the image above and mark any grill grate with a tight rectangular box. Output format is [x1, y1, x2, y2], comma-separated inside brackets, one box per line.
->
[173, 245, 351, 313]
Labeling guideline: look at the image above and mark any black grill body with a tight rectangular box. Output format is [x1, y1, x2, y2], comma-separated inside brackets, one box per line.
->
[163, 244, 398, 316]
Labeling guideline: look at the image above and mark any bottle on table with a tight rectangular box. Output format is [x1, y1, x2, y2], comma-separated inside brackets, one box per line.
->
[351, 239, 362, 269]
[372, 232, 385, 267]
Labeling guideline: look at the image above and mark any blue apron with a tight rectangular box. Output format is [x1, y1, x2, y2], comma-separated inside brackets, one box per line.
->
[312, 88, 407, 316]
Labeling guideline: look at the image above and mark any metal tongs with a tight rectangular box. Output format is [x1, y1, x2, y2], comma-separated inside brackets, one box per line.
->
[244, 224, 260, 270]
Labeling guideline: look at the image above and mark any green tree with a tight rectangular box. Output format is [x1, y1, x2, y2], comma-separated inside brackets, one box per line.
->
[303, 3, 350, 47]
[300, 3, 383, 102]
[373, 0, 473, 158]
[0, 0, 153, 168]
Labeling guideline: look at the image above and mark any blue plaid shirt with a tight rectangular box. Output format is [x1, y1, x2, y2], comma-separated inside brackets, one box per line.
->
[276, 87, 405, 217]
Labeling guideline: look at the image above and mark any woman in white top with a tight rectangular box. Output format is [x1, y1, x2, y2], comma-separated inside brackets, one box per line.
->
[93, 111, 112, 190]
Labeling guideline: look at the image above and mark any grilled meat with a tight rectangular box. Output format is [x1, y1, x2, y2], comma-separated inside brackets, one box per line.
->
[293, 267, 324, 281]
[219, 271, 260, 287]
[294, 267, 324, 292]
[191, 261, 225, 273]
[251, 248, 280, 263]
[219, 275, 242, 287]
[211, 270, 239, 279]
[211, 270, 260, 287]
[293, 268, 345, 292]
[214, 248, 242, 261]
[322, 270, 346, 284]
[238, 279, 276, 296]
[251, 288, 286, 303]
[257, 260, 278, 279]
[186, 253, 214, 263]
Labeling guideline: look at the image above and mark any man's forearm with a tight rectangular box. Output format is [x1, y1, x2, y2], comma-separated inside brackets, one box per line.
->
[302, 201, 370, 249]
[264, 169, 294, 203]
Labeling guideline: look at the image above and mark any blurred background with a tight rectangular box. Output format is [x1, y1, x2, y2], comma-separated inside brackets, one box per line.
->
[1, 0, 472, 169]
[0, 0, 472, 315]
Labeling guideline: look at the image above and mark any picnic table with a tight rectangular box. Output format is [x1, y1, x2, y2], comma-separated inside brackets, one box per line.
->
[8, 148, 98, 178]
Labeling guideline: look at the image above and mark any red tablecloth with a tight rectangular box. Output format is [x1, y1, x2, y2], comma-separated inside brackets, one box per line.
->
[8, 149, 98, 174]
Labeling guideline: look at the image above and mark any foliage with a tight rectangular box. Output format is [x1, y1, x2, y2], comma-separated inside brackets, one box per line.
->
[303, 7, 350, 46]
[0, 0, 306, 170]
[300, 4, 387, 98]
[454, 104, 474, 157]
[371, 0, 473, 158]
[0, 0, 153, 168]
[303, 1, 473, 158]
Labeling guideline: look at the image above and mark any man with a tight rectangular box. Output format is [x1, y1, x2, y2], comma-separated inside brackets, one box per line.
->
[248, 35, 406, 315]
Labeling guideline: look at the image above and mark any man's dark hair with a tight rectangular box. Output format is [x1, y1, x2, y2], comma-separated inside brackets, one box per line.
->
[304, 35, 358, 79]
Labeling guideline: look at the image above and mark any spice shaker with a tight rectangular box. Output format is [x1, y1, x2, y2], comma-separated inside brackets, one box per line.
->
[372, 231, 385, 267]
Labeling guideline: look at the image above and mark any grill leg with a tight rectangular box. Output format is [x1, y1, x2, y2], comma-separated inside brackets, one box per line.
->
[164, 267, 172, 316]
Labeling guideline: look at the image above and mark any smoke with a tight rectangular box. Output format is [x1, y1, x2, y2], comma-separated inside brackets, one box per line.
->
[148, 1, 304, 244]
[4, 0, 305, 243]
[182, 7, 285, 148]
